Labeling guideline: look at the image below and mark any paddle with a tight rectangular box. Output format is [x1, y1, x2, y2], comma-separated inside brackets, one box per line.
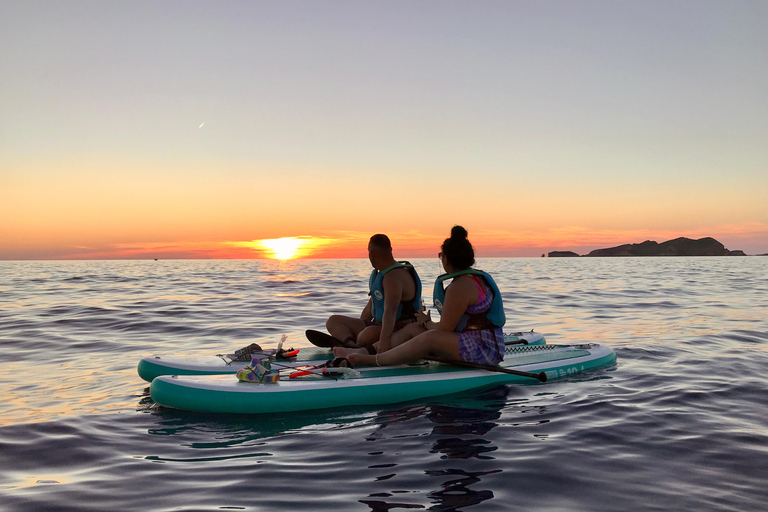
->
[305, 329, 362, 349]
[430, 358, 548, 382]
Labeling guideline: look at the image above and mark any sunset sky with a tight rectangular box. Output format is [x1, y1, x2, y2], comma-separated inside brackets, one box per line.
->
[2, 1, 766, 259]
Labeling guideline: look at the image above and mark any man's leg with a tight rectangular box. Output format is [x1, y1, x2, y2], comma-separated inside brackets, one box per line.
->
[326, 315, 367, 343]
[358, 320, 422, 350]
[389, 322, 425, 349]
[356, 325, 382, 346]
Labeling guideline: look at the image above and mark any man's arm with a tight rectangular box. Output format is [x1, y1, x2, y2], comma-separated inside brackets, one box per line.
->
[360, 298, 373, 322]
[377, 272, 404, 352]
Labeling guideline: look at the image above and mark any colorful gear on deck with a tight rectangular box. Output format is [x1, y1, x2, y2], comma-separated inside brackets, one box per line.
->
[237, 357, 279, 384]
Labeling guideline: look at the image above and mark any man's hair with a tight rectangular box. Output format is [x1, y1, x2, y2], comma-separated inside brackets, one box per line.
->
[369, 234, 392, 252]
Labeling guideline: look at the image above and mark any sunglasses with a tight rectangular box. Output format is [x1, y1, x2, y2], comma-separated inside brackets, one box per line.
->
[438, 252, 443, 259]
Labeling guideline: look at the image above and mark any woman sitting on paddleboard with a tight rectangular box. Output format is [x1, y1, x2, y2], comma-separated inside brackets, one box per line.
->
[337, 225, 506, 367]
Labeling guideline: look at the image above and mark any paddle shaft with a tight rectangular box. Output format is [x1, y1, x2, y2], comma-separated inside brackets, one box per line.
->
[430, 358, 547, 382]
[280, 354, 548, 382]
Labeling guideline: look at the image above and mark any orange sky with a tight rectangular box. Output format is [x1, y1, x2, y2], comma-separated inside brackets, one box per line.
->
[1, 154, 765, 259]
[2, 3, 766, 259]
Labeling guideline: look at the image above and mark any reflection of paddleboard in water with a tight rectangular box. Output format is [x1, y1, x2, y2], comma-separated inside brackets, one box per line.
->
[149, 343, 617, 415]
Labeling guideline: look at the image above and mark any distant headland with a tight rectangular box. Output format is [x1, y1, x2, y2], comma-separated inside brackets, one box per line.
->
[547, 237, 748, 257]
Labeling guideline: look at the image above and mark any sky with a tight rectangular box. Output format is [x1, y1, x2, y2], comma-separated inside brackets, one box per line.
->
[1, 0, 766, 259]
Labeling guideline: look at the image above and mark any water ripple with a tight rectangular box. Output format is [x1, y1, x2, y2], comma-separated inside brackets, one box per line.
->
[0, 258, 766, 511]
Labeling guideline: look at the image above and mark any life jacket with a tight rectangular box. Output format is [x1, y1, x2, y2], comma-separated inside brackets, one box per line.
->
[368, 262, 422, 323]
[432, 269, 506, 332]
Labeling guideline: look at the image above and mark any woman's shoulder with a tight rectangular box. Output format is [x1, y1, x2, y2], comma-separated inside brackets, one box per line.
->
[446, 274, 479, 291]
[445, 274, 480, 304]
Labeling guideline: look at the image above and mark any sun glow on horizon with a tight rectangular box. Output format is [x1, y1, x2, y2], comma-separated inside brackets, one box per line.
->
[258, 237, 306, 259]
[223, 236, 342, 259]
[2, 224, 766, 260]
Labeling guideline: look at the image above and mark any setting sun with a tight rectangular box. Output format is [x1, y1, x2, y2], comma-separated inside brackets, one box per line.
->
[259, 238, 305, 259]
[224, 236, 339, 259]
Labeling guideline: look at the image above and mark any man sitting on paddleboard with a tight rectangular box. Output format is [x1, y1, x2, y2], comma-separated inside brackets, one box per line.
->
[325, 234, 422, 353]
[336, 226, 506, 367]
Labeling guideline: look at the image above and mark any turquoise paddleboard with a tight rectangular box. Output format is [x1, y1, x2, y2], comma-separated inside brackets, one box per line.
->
[149, 342, 615, 414]
[137, 331, 545, 382]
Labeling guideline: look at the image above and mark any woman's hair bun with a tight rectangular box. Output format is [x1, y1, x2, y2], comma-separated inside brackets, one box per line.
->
[450, 225, 468, 240]
[442, 225, 475, 270]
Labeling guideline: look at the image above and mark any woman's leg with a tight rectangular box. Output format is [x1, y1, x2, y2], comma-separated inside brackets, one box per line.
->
[333, 346, 368, 358]
[348, 330, 460, 367]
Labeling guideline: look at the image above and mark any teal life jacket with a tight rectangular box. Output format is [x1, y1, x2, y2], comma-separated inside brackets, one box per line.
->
[432, 269, 506, 332]
[368, 262, 422, 323]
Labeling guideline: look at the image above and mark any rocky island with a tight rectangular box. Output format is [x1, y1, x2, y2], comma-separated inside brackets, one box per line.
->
[548, 237, 746, 257]
[548, 251, 580, 258]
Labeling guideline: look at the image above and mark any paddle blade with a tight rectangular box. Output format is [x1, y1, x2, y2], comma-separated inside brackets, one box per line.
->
[305, 330, 344, 348]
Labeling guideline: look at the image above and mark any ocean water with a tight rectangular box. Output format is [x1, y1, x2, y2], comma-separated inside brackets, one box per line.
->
[0, 257, 766, 512]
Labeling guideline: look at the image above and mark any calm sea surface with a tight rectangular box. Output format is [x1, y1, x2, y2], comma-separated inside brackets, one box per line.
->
[0, 257, 766, 511]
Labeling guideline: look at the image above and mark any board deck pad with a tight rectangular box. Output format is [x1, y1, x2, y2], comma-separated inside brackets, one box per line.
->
[503, 345, 592, 365]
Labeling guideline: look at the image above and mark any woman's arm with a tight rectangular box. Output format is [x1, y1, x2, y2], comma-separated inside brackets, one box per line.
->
[424, 276, 479, 332]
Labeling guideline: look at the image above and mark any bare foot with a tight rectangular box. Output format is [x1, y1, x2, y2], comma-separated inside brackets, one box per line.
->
[333, 346, 367, 358]
[347, 353, 377, 367]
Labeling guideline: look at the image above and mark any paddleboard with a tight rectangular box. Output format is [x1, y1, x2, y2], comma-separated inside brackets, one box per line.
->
[137, 331, 545, 382]
[149, 342, 615, 414]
